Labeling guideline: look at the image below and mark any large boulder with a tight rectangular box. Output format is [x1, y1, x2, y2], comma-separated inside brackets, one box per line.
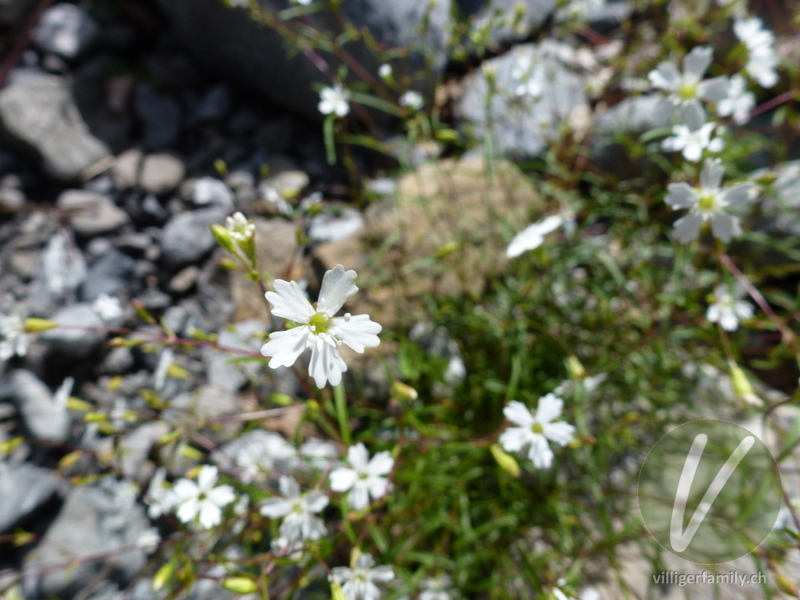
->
[153, 0, 451, 120]
[456, 41, 589, 158]
[0, 71, 110, 181]
[23, 479, 149, 599]
[456, 0, 557, 46]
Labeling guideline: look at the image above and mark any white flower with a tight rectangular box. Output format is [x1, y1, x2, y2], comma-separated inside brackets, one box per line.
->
[665, 158, 753, 243]
[270, 536, 305, 558]
[662, 103, 724, 162]
[260, 265, 382, 388]
[53, 377, 73, 410]
[717, 74, 755, 124]
[225, 211, 256, 243]
[136, 527, 161, 553]
[294, 0, 313, 5]
[260, 184, 293, 216]
[399, 91, 424, 111]
[0, 311, 27, 361]
[499, 395, 576, 469]
[511, 55, 543, 98]
[420, 574, 455, 600]
[259, 475, 328, 541]
[506, 215, 563, 258]
[172, 465, 236, 529]
[145, 467, 175, 519]
[319, 84, 350, 117]
[734, 17, 779, 88]
[154, 349, 174, 392]
[648, 47, 729, 111]
[329, 443, 394, 510]
[299, 437, 339, 469]
[330, 553, 394, 600]
[707, 283, 753, 331]
[378, 64, 392, 79]
[92, 294, 123, 321]
[235, 431, 299, 483]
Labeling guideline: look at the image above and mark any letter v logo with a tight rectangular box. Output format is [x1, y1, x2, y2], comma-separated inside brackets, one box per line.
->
[669, 433, 755, 553]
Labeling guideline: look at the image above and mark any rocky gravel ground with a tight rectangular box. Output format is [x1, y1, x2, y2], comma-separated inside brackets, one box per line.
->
[0, 0, 798, 599]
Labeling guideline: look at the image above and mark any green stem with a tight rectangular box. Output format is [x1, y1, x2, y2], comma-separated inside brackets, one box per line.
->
[334, 382, 351, 445]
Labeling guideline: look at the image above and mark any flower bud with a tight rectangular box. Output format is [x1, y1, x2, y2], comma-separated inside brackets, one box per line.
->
[23, 318, 57, 332]
[490, 444, 520, 478]
[221, 578, 258, 594]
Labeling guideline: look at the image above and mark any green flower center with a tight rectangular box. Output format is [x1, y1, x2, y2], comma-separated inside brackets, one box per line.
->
[679, 82, 697, 100]
[532, 422, 544, 434]
[292, 501, 304, 514]
[358, 472, 369, 481]
[698, 193, 717, 213]
[309, 312, 331, 334]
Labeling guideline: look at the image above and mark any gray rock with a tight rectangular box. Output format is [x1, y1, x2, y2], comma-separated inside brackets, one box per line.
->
[205, 319, 266, 391]
[28, 230, 87, 315]
[160, 207, 227, 267]
[23, 478, 149, 600]
[32, 3, 99, 59]
[456, 0, 557, 47]
[456, 42, 588, 158]
[593, 95, 673, 137]
[101, 346, 135, 375]
[57, 190, 129, 237]
[0, 0, 37, 25]
[0, 71, 110, 180]
[170, 385, 242, 444]
[0, 462, 63, 532]
[0, 186, 25, 211]
[169, 265, 199, 294]
[116, 421, 170, 481]
[139, 153, 185, 195]
[154, 0, 451, 120]
[111, 149, 143, 190]
[82, 250, 137, 300]
[196, 84, 232, 121]
[41, 304, 106, 358]
[191, 177, 234, 208]
[135, 85, 182, 150]
[0, 370, 70, 442]
[308, 208, 365, 242]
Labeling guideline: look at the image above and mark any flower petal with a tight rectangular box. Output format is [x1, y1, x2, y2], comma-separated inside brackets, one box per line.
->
[665, 182, 698, 209]
[348, 483, 370, 510]
[266, 279, 315, 323]
[198, 502, 222, 529]
[367, 475, 389, 500]
[503, 400, 534, 427]
[330, 467, 358, 492]
[347, 443, 370, 469]
[308, 337, 347, 388]
[673, 213, 704, 243]
[543, 421, 576, 446]
[316, 265, 359, 316]
[197, 465, 218, 491]
[279, 475, 301, 499]
[700, 159, 725, 192]
[260, 498, 292, 518]
[648, 62, 681, 91]
[261, 327, 310, 369]
[683, 46, 713, 79]
[499, 427, 532, 453]
[721, 182, 754, 207]
[305, 491, 329, 513]
[710, 213, 741, 243]
[535, 394, 564, 424]
[527, 434, 555, 469]
[368, 451, 394, 477]
[208, 485, 236, 508]
[697, 76, 730, 102]
[330, 314, 382, 353]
